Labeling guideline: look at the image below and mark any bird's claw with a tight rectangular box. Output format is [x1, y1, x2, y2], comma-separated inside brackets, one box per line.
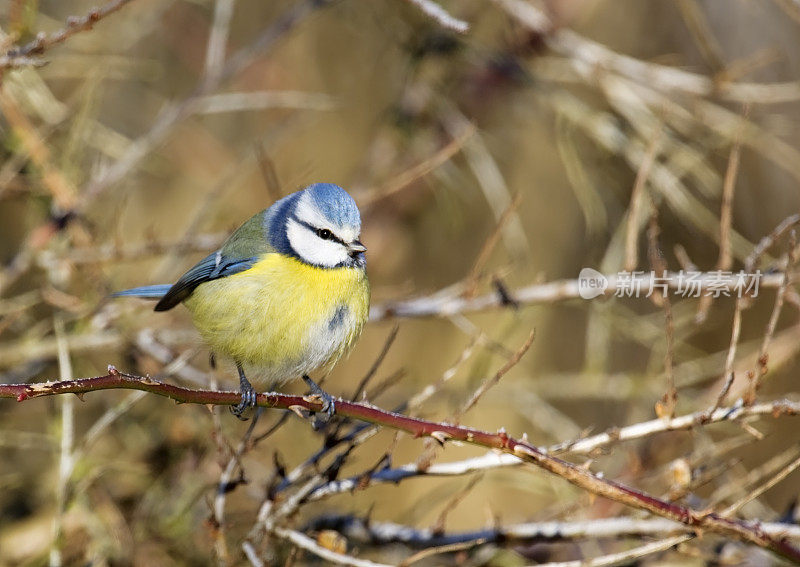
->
[302, 375, 336, 430]
[231, 368, 258, 420]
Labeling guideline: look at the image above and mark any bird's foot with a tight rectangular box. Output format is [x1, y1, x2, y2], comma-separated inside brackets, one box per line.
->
[230, 365, 258, 421]
[302, 375, 336, 430]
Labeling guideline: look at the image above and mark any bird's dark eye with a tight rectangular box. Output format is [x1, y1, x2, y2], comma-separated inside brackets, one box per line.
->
[316, 228, 333, 240]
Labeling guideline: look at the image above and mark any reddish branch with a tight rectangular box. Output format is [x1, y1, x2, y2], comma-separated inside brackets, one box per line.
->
[0, 0, 136, 70]
[2, 369, 799, 563]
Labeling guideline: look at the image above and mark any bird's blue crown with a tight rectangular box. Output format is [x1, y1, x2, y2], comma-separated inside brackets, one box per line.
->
[304, 183, 361, 230]
[265, 183, 362, 264]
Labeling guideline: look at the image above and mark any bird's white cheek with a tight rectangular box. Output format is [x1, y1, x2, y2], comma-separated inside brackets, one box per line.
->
[286, 221, 348, 267]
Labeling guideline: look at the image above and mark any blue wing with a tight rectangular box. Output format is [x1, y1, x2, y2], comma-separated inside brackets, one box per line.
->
[113, 285, 173, 299]
[152, 252, 256, 311]
[115, 208, 271, 312]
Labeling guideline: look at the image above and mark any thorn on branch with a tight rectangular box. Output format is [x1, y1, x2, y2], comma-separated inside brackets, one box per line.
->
[288, 405, 310, 420]
[273, 452, 287, 480]
[430, 431, 452, 445]
[493, 277, 519, 309]
[219, 470, 248, 494]
[2, 372, 800, 561]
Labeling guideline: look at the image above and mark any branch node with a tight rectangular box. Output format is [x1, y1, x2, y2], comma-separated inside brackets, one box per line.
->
[496, 427, 509, 447]
[288, 405, 310, 420]
[430, 431, 452, 445]
[512, 443, 539, 459]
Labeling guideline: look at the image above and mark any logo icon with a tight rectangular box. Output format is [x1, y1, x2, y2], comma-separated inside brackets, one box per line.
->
[578, 268, 608, 299]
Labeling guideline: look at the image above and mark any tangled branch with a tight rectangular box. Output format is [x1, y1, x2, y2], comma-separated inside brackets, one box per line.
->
[2, 369, 799, 562]
[305, 515, 800, 548]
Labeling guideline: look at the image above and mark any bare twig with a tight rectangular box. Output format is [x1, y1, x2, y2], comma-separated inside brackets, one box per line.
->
[241, 541, 264, 567]
[350, 325, 399, 401]
[430, 475, 482, 535]
[42, 232, 228, 265]
[408, 335, 479, 411]
[0, 92, 77, 210]
[76, 0, 334, 213]
[0, 331, 122, 368]
[403, 0, 469, 34]
[399, 539, 486, 567]
[370, 270, 790, 321]
[624, 130, 660, 272]
[705, 299, 743, 415]
[746, 249, 797, 404]
[744, 214, 800, 271]
[696, 113, 745, 323]
[213, 411, 263, 564]
[204, 0, 236, 85]
[3, 371, 800, 561]
[723, 452, 800, 516]
[443, 107, 529, 258]
[50, 317, 75, 567]
[305, 515, 800, 548]
[493, 0, 800, 104]
[716, 136, 743, 273]
[675, 0, 725, 71]
[307, 398, 800, 501]
[462, 192, 522, 298]
[456, 331, 534, 419]
[772, 0, 800, 25]
[358, 123, 476, 209]
[195, 91, 335, 114]
[0, 0, 136, 70]
[647, 212, 677, 418]
[272, 526, 393, 567]
[539, 536, 692, 567]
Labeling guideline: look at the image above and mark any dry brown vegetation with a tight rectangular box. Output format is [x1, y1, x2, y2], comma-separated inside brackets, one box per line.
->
[1, 1, 800, 565]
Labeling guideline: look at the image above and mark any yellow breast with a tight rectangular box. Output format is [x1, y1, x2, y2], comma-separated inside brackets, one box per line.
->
[183, 253, 369, 387]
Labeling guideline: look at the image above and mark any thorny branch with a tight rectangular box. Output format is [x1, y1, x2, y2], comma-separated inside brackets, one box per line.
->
[3, 2, 800, 565]
[2, 371, 800, 562]
[305, 397, 800, 501]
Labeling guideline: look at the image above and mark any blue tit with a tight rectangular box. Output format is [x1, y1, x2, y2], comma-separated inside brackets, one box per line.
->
[115, 183, 370, 417]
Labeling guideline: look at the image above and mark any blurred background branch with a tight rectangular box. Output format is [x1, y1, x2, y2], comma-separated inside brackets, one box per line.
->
[3, 0, 800, 565]
[0, 0, 135, 70]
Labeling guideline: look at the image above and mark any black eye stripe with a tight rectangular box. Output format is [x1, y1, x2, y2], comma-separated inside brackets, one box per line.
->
[291, 216, 345, 245]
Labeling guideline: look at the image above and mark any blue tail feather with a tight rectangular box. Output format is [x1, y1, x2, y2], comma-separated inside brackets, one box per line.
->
[113, 285, 172, 299]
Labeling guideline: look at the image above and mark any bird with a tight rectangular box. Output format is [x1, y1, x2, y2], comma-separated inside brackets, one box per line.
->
[114, 182, 370, 419]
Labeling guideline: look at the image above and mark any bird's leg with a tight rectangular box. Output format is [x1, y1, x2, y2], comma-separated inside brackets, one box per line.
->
[230, 364, 258, 420]
[302, 374, 336, 427]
